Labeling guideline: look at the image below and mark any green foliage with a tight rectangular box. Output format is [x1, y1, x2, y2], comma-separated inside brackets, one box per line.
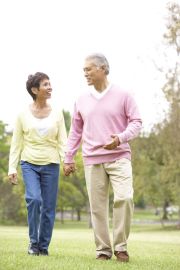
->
[57, 149, 88, 221]
[163, 2, 180, 53]
[131, 2, 180, 219]
[136, 2, 180, 219]
[160, 1, 180, 208]
[0, 121, 9, 174]
[63, 110, 71, 134]
[0, 121, 26, 224]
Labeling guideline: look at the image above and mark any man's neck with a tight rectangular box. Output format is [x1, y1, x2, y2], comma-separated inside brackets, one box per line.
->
[94, 79, 109, 93]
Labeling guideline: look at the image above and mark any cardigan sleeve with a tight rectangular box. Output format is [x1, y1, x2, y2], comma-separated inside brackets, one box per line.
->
[8, 115, 23, 175]
[57, 111, 67, 162]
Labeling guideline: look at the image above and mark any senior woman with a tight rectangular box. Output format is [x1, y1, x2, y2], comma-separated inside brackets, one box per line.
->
[8, 72, 67, 256]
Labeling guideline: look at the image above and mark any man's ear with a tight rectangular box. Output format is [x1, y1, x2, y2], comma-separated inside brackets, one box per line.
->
[101, 65, 106, 73]
[31, 87, 38, 95]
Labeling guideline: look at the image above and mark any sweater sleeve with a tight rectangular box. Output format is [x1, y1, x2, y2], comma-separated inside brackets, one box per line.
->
[57, 111, 68, 162]
[118, 93, 142, 143]
[64, 103, 83, 163]
[8, 115, 23, 175]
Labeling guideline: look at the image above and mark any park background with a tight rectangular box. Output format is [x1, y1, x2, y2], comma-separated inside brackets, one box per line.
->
[0, 0, 180, 269]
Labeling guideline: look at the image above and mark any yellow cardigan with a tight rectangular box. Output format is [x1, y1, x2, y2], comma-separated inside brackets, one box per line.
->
[8, 108, 67, 175]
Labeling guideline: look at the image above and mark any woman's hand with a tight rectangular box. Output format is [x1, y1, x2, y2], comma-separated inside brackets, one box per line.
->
[8, 173, 18, 185]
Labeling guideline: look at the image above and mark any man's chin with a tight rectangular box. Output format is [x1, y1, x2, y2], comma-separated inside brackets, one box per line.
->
[87, 81, 92, 85]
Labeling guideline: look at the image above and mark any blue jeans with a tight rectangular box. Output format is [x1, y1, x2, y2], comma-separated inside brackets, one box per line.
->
[20, 161, 59, 250]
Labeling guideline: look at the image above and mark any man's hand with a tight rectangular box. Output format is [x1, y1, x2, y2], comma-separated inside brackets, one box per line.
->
[103, 134, 120, 150]
[63, 163, 76, 176]
[8, 173, 18, 185]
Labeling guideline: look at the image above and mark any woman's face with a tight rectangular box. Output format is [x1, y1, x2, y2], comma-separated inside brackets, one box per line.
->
[36, 79, 52, 100]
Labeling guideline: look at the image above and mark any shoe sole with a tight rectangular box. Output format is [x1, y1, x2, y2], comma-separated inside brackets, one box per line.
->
[116, 258, 129, 263]
[96, 257, 110, 260]
[28, 252, 39, 256]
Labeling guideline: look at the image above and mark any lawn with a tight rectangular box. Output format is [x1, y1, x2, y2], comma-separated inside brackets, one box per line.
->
[0, 223, 180, 270]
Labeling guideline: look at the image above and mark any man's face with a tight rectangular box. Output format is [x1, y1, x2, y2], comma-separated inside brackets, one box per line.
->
[83, 60, 104, 86]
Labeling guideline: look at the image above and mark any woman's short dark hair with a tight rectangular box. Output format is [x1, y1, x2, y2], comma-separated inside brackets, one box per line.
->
[26, 72, 49, 100]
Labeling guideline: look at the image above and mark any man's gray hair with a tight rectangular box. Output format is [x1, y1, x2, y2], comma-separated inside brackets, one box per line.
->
[85, 53, 110, 75]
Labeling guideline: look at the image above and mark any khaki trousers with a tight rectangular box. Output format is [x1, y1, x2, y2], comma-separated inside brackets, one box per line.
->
[84, 158, 133, 258]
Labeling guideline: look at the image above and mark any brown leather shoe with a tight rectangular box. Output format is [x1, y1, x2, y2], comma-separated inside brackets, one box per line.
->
[96, 254, 111, 260]
[115, 251, 129, 262]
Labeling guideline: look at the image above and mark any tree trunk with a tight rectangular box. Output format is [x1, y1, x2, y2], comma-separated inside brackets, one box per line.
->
[76, 209, 81, 221]
[162, 200, 169, 220]
[86, 203, 92, 228]
[177, 206, 180, 229]
[60, 209, 64, 224]
[71, 208, 74, 221]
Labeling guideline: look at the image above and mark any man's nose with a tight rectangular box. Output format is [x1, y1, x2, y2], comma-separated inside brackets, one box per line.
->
[84, 72, 89, 77]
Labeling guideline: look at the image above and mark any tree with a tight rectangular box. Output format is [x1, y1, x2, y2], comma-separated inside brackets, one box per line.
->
[0, 121, 25, 223]
[152, 1, 180, 223]
[63, 110, 71, 134]
[0, 121, 9, 174]
[162, 1, 180, 209]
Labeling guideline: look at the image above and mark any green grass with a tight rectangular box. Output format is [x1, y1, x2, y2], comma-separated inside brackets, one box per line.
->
[0, 224, 180, 270]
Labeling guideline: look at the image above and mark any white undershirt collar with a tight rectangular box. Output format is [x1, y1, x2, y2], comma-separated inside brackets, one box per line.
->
[90, 83, 112, 99]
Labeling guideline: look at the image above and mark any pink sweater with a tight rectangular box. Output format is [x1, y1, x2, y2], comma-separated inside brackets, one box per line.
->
[65, 85, 142, 165]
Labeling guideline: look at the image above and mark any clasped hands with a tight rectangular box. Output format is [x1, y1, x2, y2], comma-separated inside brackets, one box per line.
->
[63, 135, 120, 176]
[63, 163, 76, 176]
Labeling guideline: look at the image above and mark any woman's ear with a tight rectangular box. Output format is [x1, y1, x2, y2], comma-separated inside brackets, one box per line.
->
[31, 87, 38, 95]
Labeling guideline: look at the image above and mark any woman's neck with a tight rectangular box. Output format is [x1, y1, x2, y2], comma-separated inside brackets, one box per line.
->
[32, 99, 48, 109]
[30, 101, 52, 118]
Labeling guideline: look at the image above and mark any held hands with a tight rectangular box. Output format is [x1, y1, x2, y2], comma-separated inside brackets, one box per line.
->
[63, 163, 76, 176]
[8, 173, 18, 185]
[103, 134, 120, 150]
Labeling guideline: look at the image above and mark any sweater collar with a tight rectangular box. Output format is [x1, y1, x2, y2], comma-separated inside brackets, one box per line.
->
[90, 83, 112, 99]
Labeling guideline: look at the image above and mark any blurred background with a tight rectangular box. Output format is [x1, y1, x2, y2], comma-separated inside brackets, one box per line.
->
[0, 0, 179, 229]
